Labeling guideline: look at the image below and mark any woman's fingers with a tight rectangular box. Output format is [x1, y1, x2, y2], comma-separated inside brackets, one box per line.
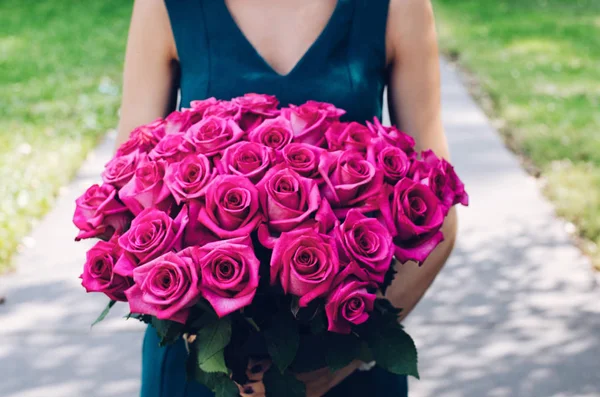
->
[237, 358, 271, 397]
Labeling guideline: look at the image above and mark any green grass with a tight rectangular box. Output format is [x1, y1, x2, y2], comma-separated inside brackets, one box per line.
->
[433, 0, 600, 268]
[1, 1, 132, 271]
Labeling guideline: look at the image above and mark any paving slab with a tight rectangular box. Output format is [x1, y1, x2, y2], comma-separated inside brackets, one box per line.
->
[404, 60, 600, 397]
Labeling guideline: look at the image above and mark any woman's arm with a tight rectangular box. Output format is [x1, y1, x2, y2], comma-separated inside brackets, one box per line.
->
[385, 0, 458, 320]
[115, 0, 179, 149]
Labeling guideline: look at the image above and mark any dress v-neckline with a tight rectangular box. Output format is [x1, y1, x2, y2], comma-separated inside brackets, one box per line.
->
[217, 0, 344, 78]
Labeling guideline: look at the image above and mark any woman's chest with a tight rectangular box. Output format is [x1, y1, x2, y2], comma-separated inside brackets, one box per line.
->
[171, 0, 390, 123]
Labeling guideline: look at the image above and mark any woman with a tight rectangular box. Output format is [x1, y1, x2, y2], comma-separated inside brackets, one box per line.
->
[115, 0, 457, 396]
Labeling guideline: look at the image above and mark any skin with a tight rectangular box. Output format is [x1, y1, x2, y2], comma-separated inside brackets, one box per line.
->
[116, 0, 457, 395]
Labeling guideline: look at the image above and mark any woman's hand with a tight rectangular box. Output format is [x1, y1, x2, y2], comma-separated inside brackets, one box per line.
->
[237, 359, 361, 397]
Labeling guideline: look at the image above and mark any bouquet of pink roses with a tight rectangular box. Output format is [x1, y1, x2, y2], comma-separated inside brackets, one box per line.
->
[74, 94, 468, 396]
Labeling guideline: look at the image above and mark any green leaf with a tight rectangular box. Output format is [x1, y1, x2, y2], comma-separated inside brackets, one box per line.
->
[214, 377, 240, 397]
[92, 300, 116, 327]
[325, 333, 362, 372]
[289, 334, 327, 373]
[263, 367, 305, 397]
[151, 317, 185, 347]
[309, 312, 326, 335]
[357, 341, 374, 364]
[367, 324, 419, 378]
[187, 354, 223, 390]
[199, 349, 228, 374]
[264, 309, 299, 373]
[195, 317, 232, 374]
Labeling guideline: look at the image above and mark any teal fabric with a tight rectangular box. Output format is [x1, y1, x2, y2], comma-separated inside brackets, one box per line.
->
[142, 1, 407, 396]
[165, 0, 389, 123]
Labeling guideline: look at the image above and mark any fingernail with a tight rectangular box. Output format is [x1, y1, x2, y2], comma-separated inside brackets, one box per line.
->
[250, 364, 263, 374]
[243, 386, 254, 394]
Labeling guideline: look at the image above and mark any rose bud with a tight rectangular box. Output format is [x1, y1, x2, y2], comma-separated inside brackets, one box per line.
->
[81, 237, 132, 301]
[336, 209, 394, 284]
[202, 101, 243, 121]
[183, 116, 244, 156]
[118, 159, 174, 215]
[149, 132, 190, 163]
[325, 262, 376, 334]
[216, 141, 275, 183]
[114, 207, 188, 277]
[418, 150, 469, 214]
[270, 228, 340, 307]
[320, 150, 383, 218]
[193, 175, 263, 240]
[281, 143, 328, 179]
[117, 118, 166, 156]
[233, 93, 280, 132]
[366, 117, 415, 155]
[164, 154, 214, 204]
[325, 121, 376, 153]
[125, 252, 201, 324]
[165, 106, 206, 135]
[248, 116, 294, 150]
[256, 165, 321, 248]
[374, 144, 411, 185]
[282, 102, 333, 147]
[379, 178, 445, 264]
[73, 184, 131, 241]
[181, 237, 260, 317]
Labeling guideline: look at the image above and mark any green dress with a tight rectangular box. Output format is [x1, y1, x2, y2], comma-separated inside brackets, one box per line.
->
[142, 0, 408, 395]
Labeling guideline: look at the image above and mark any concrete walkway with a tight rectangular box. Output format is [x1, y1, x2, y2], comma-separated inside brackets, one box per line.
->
[1, 59, 599, 397]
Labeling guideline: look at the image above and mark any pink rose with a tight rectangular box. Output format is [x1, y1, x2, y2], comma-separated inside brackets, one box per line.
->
[336, 209, 394, 284]
[114, 208, 188, 277]
[190, 97, 220, 114]
[303, 100, 346, 120]
[193, 175, 262, 240]
[81, 237, 132, 301]
[320, 151, 383, 217]
[118, 159, 173, 215]
[73, 184, 131, 241]
[248, 117, 294, 150]
[367, 117, 415, 155]
[165, 108, 205, 135]
[125, 252, 201, 324]
[216, 141, 275, 183]
[379, 178, 444, 263]
[233, 93, 280, 132]
[181, 237, 260, 317]
[419, 151, 469, 213]
[149, 132, 190, 163]
[373, 144, 411, 185]
[117, 118, 166, 156]
[325, 122, 376, 153]
[325, 262, 376, 334]
[281, 143, 330, 179]
[283, 102, 333, 147]
[270, 228, 340, 307]
[184, 116, 244, 156]
[102, 151, 142, 188]
[256, 166, 321, 247]
[164, 154, 214, 204]
[202, 101, 242, 121]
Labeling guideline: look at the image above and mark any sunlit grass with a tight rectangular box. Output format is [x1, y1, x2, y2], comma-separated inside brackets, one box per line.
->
[433, 0, 600, 268]
[0, 0, 132, 271]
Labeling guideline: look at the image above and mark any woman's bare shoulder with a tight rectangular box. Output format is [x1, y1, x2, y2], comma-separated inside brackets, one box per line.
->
[386, 0, 436, 63]
[130, 0, 177, 60]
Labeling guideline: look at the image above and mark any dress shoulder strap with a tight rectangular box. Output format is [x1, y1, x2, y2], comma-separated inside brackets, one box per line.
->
[163, 0, 209, 71]
[349, 0, 391, 69]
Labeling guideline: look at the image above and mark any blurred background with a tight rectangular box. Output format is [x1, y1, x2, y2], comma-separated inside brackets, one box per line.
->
[1, 1, 599, 396]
